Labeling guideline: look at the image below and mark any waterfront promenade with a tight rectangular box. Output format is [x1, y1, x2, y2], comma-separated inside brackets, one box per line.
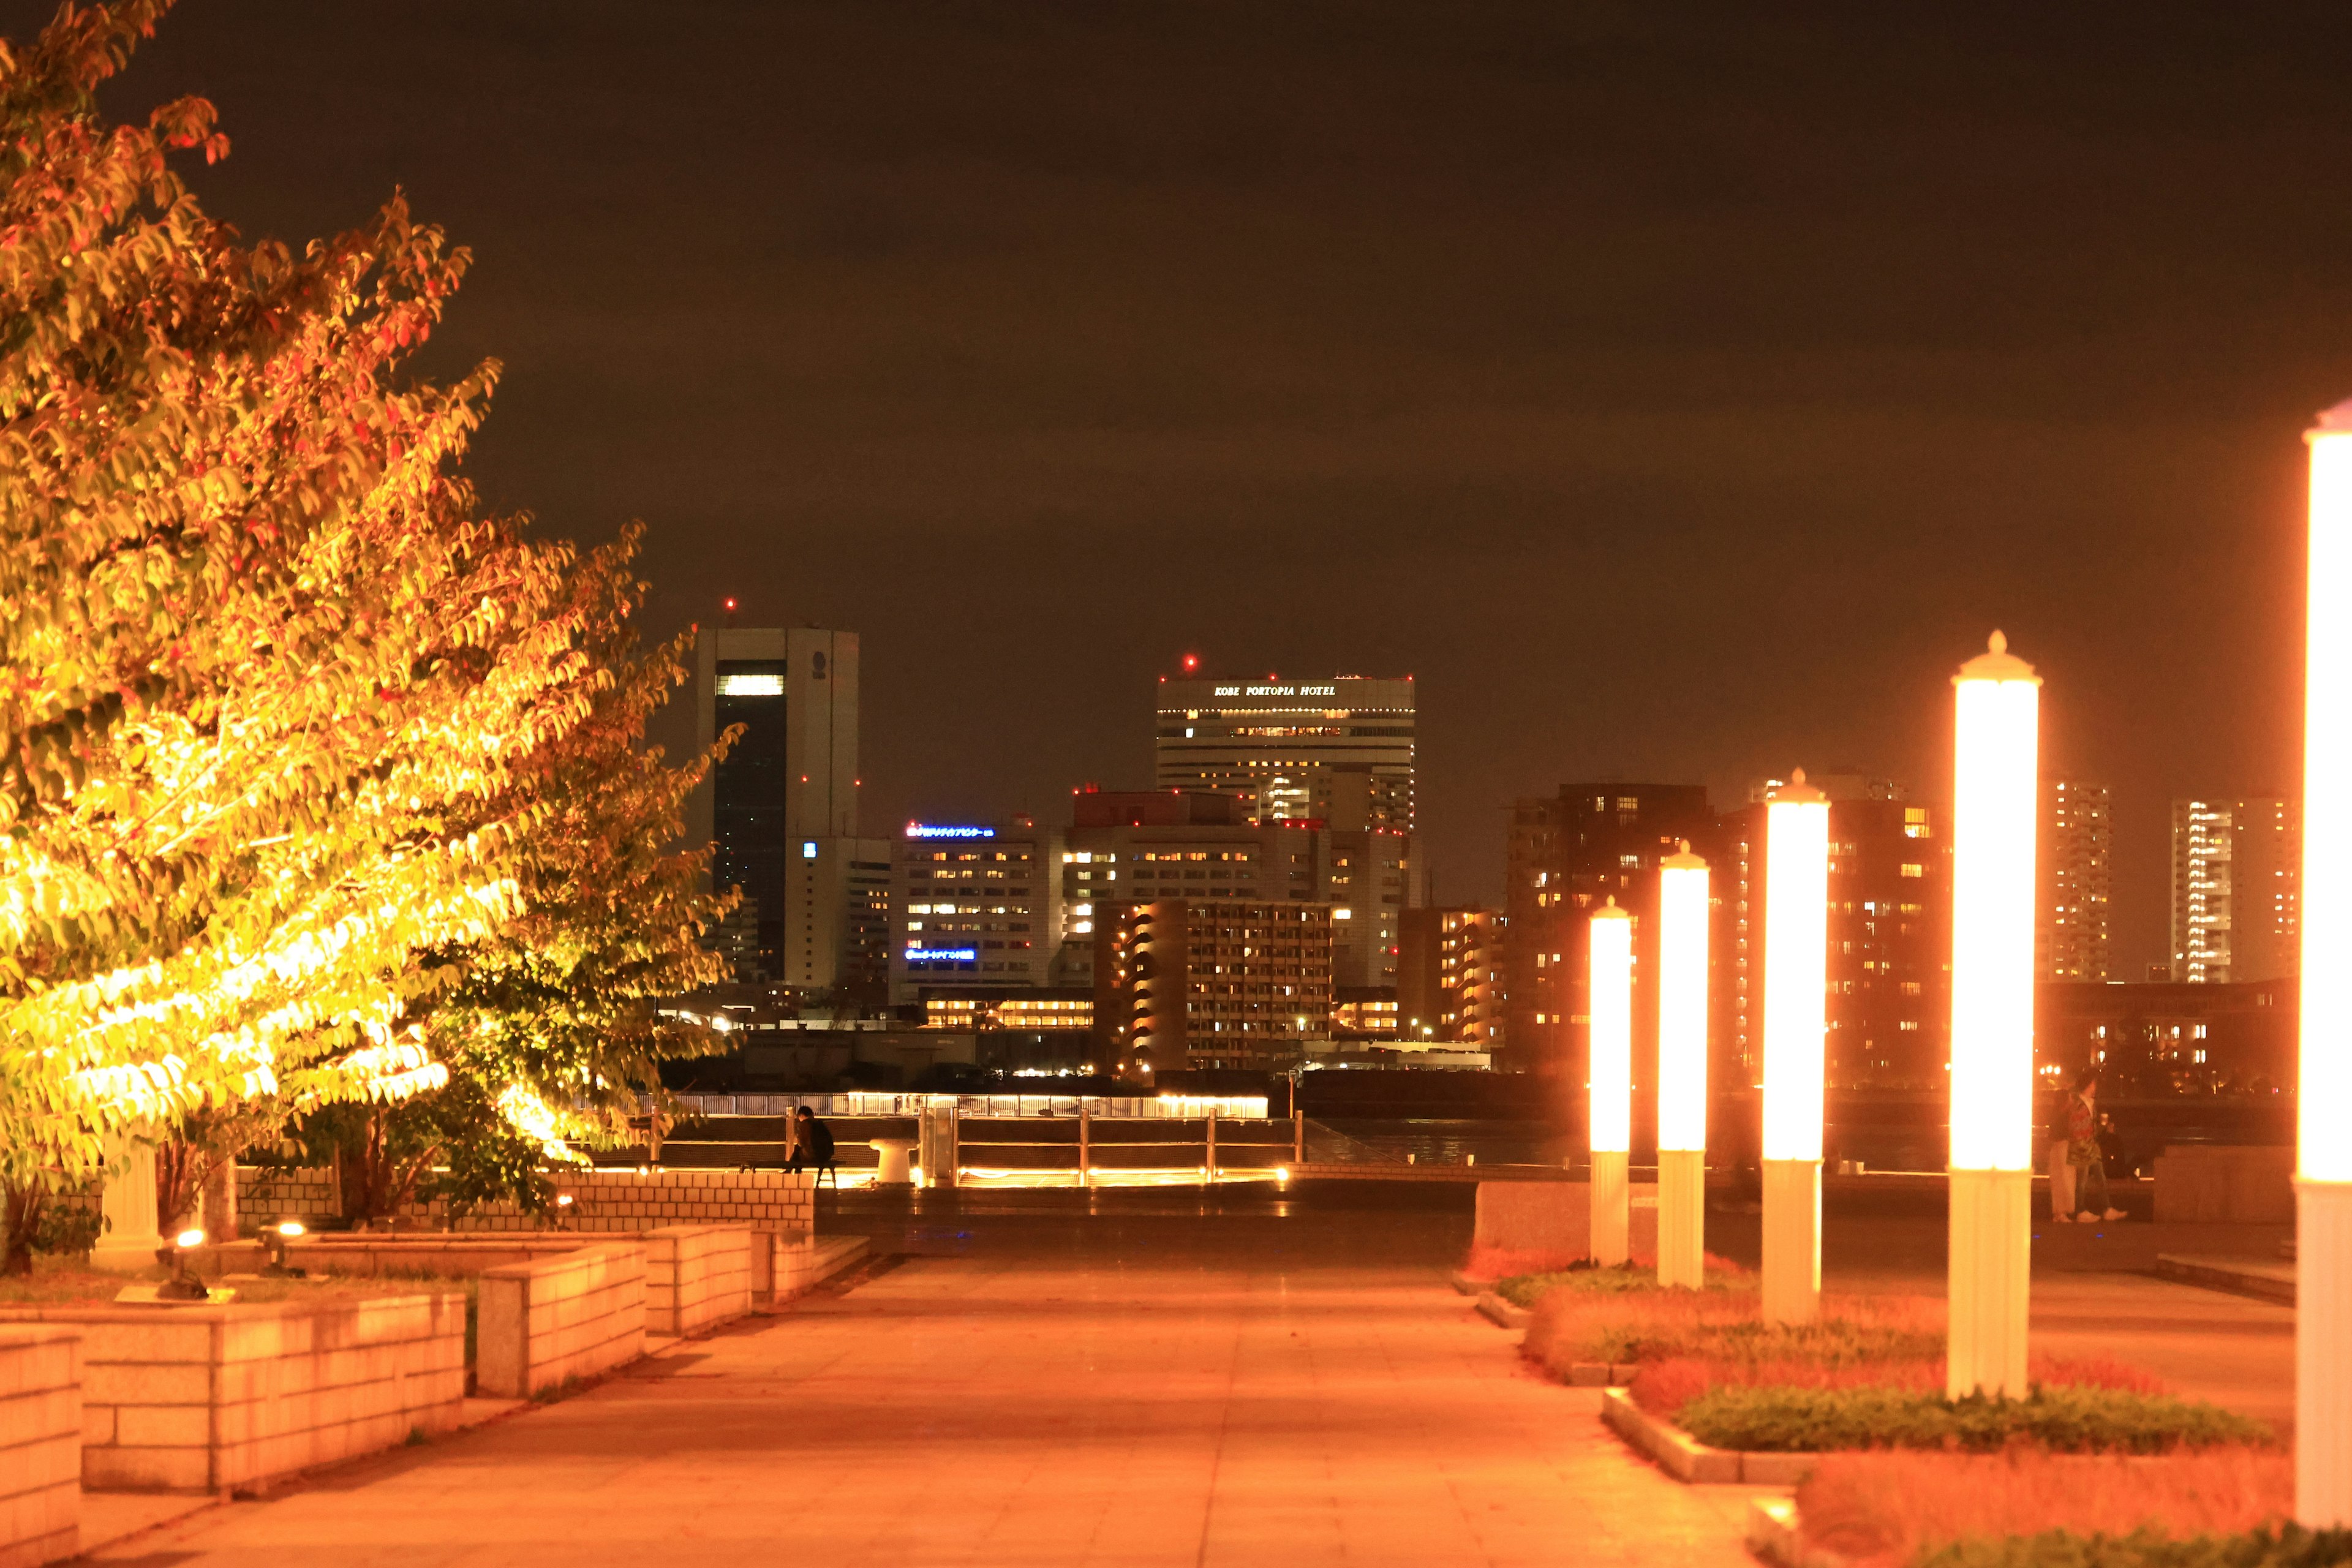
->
[85, 1182, 2291, 1566]
[89, 1186, 1760, 1567]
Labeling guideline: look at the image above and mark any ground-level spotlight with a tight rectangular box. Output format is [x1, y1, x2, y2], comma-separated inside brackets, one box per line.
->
[1657, 843, 1710, 1289]
[262, 1219, 308, 1278]
[1947, 630, 2040, 1400]
[2300, 400, 2352, 1526]
[1762, 769, 1829, 1325]
[1588, 899, 1634, 1265]
[157, 1227, 209, 1300]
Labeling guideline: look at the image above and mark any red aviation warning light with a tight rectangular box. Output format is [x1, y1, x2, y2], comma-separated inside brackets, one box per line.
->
[1182, 653, 1200, 673]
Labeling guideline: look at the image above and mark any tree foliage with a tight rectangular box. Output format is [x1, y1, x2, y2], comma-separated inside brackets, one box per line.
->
[0, 1, 728, 1192]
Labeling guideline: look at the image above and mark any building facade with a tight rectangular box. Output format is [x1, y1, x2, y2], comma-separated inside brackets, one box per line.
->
[1398, 906, 1505, 1047]
[2037, 780, 2112, 982]
[690, 625, 861, 984]
[1094, 899, 1335, 1074]
[1718, 777, 1948, 1090]
[1501, 784, 1718, 1094]
[1154, 675, 1416, 831]
[889, 819, 1063, 1004]
[2170, 796, 2302, 984]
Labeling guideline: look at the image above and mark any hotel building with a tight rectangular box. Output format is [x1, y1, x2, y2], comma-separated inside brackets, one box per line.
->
[1154, 675, 1417, 831]
[2037, 780, 2112, 982]
[690, 626, 861, 984]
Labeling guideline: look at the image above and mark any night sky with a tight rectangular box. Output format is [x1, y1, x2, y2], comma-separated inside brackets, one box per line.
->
[40, 1, 2352, 971]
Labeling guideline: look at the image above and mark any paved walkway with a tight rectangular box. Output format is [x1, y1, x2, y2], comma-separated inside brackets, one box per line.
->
[94, 1189, 1762, 1567]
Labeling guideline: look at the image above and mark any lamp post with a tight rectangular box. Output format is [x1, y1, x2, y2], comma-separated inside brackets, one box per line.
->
[1657, 843, 1711, 1289]
[1589, 899, 1634, 1265]
[2300, 401, 2352, 1525]
[1947, 631, 2041, 1399]
[1762, 769, 1829, 1325]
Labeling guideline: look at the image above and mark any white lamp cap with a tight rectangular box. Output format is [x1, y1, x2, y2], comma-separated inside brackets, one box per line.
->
[2312, 398, 2352, 436]
[1953, 628, 2041, 687]
[1767, 766, 1826, 805]
[1660, 837, 1708, 871]
[1591, 895, 1633, 924]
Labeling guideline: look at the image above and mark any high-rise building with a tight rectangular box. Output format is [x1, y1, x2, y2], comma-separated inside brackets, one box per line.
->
[1154, 675, 1416, 831]
[690, 627, 860, 983]
[1398, 906, 1505, 1047]
[1095, 899, 1334, 1073]
[1056, 787, 1408, 992]
[785, 837, 894, 1002]
[2171, 796, 2301, 984]
[1501, 784, 1717, 1087]
[1717, 776, 1947, 1088]
[2038, 780, 2113, 982]
[890, 818, 1063, 1005]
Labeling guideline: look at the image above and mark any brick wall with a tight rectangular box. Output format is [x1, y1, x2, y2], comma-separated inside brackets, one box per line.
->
[476, 1244, 647, 1398]
[0, 1294, 466, 1492]
[644, 1227, 754, 1338]
[235, 1167, 815, 1237]
[0, 1327, 80, 1568]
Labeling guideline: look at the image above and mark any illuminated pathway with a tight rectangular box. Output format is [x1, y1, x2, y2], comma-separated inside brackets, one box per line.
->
[92, 1187, 1762, 1567]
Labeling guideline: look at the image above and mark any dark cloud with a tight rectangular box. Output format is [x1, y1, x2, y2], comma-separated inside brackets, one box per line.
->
[35, 0, 2352, 967]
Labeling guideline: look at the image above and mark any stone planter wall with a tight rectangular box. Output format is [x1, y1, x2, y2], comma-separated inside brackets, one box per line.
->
[0, 1294, 466, 1493]
[236, 1167, 815, 1236]
[0, 1327, 80, 1568]
[475, 1243, 647, 1398]
[644, 1227, 754, 1338]
[770, 1235, 870, 1302]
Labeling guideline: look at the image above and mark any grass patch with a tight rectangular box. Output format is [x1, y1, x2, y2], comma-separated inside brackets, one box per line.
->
[1797, 1449, 2301, 1567]
[0, 1254, 477, 1309]
[1525, 1284, 1941, 1380]
[1678, 1382, 2272, 1455]
[1494, 1258, 1750, 1310]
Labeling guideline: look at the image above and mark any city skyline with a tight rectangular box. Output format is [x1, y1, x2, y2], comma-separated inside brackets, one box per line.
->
[93, 2, 2346, 982]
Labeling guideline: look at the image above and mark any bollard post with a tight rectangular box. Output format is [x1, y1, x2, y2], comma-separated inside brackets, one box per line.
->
[1205, 1109, 1218, 1185]
[1079, 1106, 1091, 1189]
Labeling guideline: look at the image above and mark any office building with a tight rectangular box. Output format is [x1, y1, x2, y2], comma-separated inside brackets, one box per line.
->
[1095, 899, 1334, 1073]
[2039, 978, 2295, 1093]
[890, 818, 1064, 1004]
[2038, 780, 2112, 982]
[1502, 784, 1717, 1087]
[1056, 787, 1408, 992]
[1155, 674, 1417, 831]
[690, 626, 861, 984]
[2170, 796, 2301, 984]
[783, 837, 894, 1002]
[1398, 906, 1505, 1047]
[1717, 776, 1947, 1088]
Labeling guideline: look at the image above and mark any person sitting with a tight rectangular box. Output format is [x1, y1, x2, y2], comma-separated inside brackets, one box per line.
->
[785, 1106, 836, 1178]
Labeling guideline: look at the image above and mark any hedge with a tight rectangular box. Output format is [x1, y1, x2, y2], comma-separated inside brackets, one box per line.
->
[1916, 1525, 2352, 1568]
[1676, 1384, 2273, 1455]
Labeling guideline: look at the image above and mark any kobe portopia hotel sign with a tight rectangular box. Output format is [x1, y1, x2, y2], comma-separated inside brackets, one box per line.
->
[1210, 682, 1340, 699]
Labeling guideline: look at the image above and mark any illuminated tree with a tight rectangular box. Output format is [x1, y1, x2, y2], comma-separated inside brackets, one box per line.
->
[0, 1, 724, 1205]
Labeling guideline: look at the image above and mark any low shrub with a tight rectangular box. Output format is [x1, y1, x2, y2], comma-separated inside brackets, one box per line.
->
[1798, 1449, 2295, 1568]
[1676, 1382, 2274, 1455]
[1632, 1353, 2165, 1419]
[1526, 1286, 1942, 1381]
[1494, 1256, 1751, 1309]
[1915, 1526, 2352, 1568]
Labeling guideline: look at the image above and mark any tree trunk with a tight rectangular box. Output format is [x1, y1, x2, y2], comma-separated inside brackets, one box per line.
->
[1, 1181, 42, 1277]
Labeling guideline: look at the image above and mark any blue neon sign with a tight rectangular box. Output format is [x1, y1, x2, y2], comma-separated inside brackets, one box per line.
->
[905, 947, 978, 962]
[906, 823, 995, 839]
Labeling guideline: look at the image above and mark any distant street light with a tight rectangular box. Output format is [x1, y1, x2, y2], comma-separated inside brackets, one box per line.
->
[1588, 899, 1634, 1265]
[1762, 769, 1829, 1325]
[2301, 401, 2352, 1526]
[1657, 843, 1710, 1289]
[1947, 631, 2040, 1399]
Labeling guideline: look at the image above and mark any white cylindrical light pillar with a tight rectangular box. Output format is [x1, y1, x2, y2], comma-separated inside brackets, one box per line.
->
[1762, 771, 1829, 1325]
[2300, 401, 2352, 1526]
[1589, 899, 1634, 1265]
[1657, 843, 1711, 1289]
[1947, 631, 2041, 1400]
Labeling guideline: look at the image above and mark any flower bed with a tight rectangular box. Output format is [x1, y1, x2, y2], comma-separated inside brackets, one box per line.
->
[1526, 1283, 1938, 1383]
[1681, 1381, 2269, 1456]
[1789, 1449, 2332, 1567]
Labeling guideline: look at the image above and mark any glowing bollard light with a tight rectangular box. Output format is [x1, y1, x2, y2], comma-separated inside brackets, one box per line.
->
[2300, 401, 2352, 1527]
[1947, 631, 2041, 1400]
[1762, 769, 1829, 1325]
[1588, 899, 1635, 1265]
[1657, 843, 1711, 1289]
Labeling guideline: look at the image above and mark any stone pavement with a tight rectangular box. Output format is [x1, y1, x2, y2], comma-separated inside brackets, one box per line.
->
[91, 1186, 1763, 1567]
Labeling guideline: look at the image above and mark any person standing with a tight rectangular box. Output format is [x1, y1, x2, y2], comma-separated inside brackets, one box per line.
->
[2065, 1069, 2127, 1223]
[2047, 1088, 2078, 1221]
